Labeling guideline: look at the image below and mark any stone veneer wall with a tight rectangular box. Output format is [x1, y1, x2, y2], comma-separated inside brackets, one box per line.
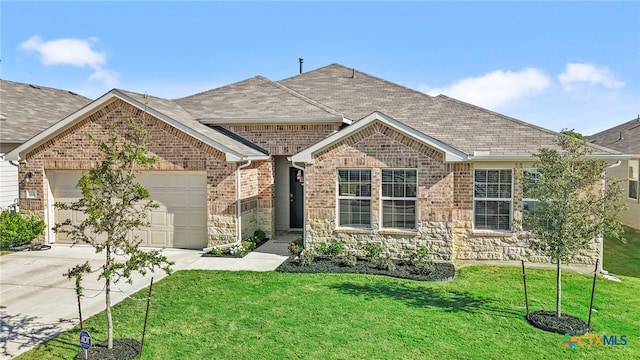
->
[304, 121, 455, 260]
[19, 99, 240, 247]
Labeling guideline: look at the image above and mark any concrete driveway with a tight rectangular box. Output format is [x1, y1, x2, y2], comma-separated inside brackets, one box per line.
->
[0, 242, 288, 359]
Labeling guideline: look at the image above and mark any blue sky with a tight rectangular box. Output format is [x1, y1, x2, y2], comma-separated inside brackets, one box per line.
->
[2, 1, 638, 135]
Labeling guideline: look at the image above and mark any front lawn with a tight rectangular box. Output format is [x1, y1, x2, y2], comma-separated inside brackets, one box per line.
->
[17, 266, 639, 359]
[604, 225, 640, 277]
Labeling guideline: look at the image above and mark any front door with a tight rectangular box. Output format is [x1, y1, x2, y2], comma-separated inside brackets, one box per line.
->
[289, 168, 304, 229]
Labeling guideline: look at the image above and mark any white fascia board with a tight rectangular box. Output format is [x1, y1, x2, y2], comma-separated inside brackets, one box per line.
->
[4, 91, 118, 161]
[225, 153, 271, 162]
[198, 116, 348, 125]
[292, 111, 467, 163]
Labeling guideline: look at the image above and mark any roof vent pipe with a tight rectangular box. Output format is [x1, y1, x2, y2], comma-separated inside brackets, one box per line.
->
[299, 58, 304, 74]
[618, 131, 624, 141]
[352, 68, 356, 78]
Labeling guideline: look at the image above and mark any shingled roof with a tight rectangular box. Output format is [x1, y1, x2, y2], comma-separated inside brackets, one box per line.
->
[0, 79, 91, 144]
[175, 76, 344, 123]
[280, 64, 620, 157]
[588, 117, 640, 155]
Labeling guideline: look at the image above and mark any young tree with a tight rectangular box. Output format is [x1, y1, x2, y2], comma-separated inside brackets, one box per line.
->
[524, 135, 625, 318]
[55, 118, 173, 349]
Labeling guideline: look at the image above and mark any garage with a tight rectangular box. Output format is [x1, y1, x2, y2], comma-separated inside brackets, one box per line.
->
[46, 170, 208, 249]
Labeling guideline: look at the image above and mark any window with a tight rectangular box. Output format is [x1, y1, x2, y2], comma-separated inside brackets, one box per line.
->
[474, 169, 512, 230]
[629, 160, 639, 200]
[381, 169, 417, 229]
[522, 168, 540, 231]
[338, 169, 371, 227]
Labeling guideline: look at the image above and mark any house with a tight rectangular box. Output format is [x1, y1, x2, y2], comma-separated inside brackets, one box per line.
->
[0, 80, 91, 209]
[589, 117, 640, 229]
[4, 64, 625, 265]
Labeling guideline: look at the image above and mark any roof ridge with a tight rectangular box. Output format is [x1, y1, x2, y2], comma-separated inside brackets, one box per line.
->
[265, 78, 344, 118]
[173, 76, 263, 101]
[0, 79, 91, 100]
[279, 63, 437, 103]
[589, 116, 640, 137]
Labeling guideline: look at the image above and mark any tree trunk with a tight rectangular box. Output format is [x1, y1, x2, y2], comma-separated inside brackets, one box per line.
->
[556, 258, 562, 318]
[106, 244, 113, 349]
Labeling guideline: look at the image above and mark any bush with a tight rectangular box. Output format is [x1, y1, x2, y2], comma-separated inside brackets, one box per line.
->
[209, 247, 224, 256]
[375, 254, 396, 271]
[0, 210, 46, 248]
[242, 240, 256, 252]
[408, 247, 433, 274]
[229, 243, 246, 257]
[316, 240, 343, 256]
[287, 238, 304, 257]
[362, 243, 382, 261]
[253, 229, 266, 241]
[300, 250, 315, 266]
[341, 252, 357, 267]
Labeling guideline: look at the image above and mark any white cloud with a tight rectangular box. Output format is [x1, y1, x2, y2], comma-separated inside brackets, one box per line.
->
[558, 63, 624, 92]
[420, 68, 550, 110]
[20, 35, 118, 87]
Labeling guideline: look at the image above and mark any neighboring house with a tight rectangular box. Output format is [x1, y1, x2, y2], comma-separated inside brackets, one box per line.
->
[5, 64, 625, 266]
[0, 80, 91, 209]
[589, 117, 640, 229]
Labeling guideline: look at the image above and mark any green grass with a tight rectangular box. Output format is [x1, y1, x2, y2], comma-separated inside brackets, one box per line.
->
[16, 266, 640, 360]
[604, 225, 640, 277]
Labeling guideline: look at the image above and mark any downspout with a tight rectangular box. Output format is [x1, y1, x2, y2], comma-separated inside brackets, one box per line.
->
[291, 161, 306, 244]
[600, 160, 622, 273]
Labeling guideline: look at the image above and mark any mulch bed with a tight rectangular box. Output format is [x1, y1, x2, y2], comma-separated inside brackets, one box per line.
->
[74, 338, 141, 360]
[276, 256, 455, 282]
[201, 239, 269, 258]
[526, 310, 588, 336]
[1, 243, 51, 252]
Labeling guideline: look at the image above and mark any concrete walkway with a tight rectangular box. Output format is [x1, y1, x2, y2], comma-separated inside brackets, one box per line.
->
[0, 238, 290, 359]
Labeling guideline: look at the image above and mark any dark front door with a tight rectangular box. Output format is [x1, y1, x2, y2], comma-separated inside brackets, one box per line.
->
[289, 168, 304, 229]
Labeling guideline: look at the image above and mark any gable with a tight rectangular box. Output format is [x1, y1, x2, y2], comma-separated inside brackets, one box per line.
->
[292, 112, 467, 164]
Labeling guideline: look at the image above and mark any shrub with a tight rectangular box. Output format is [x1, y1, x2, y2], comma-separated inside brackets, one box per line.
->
[209, 247, 224, 256]
[0, 210, 46, 248]
[253, 229, 266, 241]
[287, 238, 304, 257]
[341, 252, 357, 267]
[242, 240, 256, 251]
[229, 243, 246, 257]
[409, 247, 433, 274]
[300, 250, 315, 266]
[375, 254, 396, 271]
[316, 240, 343, 256]
[362, 243, 382, 261]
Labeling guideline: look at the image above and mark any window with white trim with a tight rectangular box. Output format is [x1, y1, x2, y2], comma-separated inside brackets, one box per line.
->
[338, 169, 371, 227]
[381, 169, 417, 229]
[474, 169, 512, 230]
[522, 168, 540, 231]
[629, 160, 639, 200]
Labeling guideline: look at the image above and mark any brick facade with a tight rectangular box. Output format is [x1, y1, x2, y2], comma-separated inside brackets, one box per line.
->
[303, 121, 600, 265]
[221, 123, 341, 155]
[19, 99, 253, 247]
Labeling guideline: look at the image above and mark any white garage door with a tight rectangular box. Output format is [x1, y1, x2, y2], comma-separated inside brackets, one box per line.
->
[48, 171, 207, 249]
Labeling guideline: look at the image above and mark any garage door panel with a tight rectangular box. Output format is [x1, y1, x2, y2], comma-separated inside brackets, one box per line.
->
[49, 171, 207, 249]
